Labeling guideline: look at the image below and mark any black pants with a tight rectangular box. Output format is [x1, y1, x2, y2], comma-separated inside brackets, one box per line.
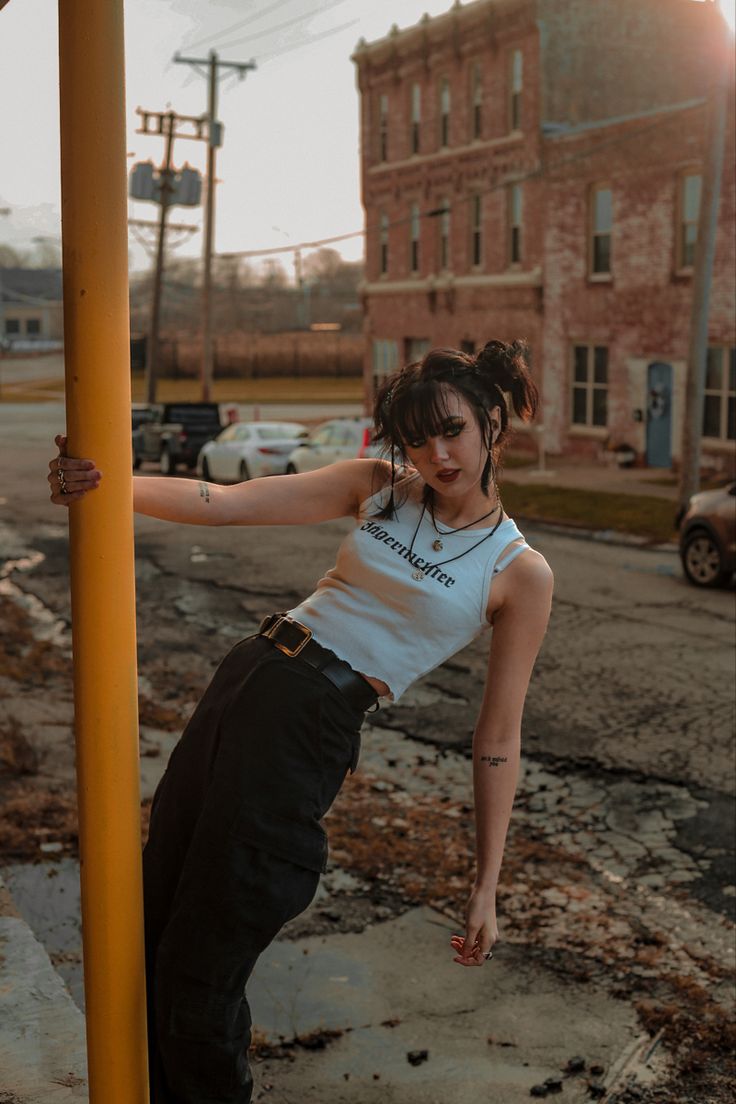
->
[142, 634, 367, 1103]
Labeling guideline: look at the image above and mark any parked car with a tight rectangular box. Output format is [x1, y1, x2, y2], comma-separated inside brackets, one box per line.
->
[133, 402, 223, 474]
[197, 421, 309, 482]
[131, 403, 158, 468]
[675, 482, 736, 588]
[285, 418, 384, 474]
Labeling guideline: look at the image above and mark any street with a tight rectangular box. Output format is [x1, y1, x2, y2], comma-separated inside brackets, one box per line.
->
[1, 422, 735, 1103]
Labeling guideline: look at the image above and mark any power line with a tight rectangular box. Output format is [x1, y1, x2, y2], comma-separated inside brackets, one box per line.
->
[182, 0, 298, 53]
[256, 17, 360, 64]
[207, 0, 352, 52]
[220, 228, 364, 260]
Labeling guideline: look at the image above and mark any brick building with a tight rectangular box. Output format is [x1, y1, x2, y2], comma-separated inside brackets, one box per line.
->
[353, 0, 735, 470]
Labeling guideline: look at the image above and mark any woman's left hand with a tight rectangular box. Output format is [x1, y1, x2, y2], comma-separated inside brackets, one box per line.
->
[450, 885, 498, 967]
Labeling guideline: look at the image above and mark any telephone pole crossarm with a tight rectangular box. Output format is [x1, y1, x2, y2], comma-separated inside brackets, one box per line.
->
[135, 107, 209, 143]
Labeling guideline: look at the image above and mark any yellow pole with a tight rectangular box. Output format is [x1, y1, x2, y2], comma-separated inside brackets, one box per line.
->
[58, 2, 149, 1100]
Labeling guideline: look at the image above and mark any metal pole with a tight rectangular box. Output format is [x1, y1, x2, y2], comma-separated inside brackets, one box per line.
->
[678, 50, 729, 508]
[145, 112, 176, 405]
[58, 2, 148, 1100]
[201, 50, 218, 402]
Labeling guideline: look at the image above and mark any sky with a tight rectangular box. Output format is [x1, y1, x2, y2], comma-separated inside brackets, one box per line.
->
[1, 0, 734, 277]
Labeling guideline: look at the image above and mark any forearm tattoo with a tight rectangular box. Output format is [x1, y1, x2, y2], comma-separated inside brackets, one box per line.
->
[198, 481, 211, 503]
[480, 755, 508, 767]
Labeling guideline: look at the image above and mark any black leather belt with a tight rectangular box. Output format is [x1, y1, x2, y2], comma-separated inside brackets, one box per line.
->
[258, 613, 379, 713]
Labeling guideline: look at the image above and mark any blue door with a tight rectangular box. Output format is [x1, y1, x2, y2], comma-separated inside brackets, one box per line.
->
[646, 362, 673, 468]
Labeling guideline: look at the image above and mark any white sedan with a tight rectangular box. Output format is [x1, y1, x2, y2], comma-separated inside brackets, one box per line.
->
[197, 421, 309, 482]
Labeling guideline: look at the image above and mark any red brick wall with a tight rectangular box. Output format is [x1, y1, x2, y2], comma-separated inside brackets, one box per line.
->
[542, 98, 735, 469]
[354, 0, 735, 470]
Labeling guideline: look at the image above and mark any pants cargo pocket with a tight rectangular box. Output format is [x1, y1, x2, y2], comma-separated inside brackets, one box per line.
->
[230, 803, 328, 875]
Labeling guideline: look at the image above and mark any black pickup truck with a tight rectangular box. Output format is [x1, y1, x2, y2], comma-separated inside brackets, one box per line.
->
[132, 402, 224, 474]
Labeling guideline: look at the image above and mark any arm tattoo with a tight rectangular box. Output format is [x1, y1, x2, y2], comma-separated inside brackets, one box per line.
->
[480, 755, 508, 767]
[198, 481, 211, 503]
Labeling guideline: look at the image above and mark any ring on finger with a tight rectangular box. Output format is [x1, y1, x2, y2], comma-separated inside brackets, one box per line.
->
[58, 467, 68, 494]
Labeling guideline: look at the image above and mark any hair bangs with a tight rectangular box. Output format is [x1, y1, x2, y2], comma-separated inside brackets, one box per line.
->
[388, 377, 457, 450]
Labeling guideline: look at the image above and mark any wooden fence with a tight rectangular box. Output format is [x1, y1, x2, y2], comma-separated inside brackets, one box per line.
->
[152, 331, 364, 379]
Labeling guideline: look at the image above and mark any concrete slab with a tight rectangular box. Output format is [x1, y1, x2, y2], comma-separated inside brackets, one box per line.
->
[247, 906, 641, 1103]
[0, 884, 87, 1102]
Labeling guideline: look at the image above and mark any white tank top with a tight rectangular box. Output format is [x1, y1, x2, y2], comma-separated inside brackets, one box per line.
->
[288, 471, 530, 701]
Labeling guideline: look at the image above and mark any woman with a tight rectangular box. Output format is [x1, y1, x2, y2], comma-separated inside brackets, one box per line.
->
[48, 340, 554, 1104]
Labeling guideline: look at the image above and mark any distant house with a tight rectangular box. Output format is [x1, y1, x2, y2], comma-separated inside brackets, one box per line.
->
[353, 0, 735, 472]
[0, 267, 63, 349]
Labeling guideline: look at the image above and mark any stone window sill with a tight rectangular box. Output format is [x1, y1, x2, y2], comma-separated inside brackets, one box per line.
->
[568, 424, 609, 439]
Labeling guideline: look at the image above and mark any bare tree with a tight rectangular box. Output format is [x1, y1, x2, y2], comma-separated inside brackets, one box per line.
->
[0, 244, 30, 267]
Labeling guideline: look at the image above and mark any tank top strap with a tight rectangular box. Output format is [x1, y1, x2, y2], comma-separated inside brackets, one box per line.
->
[493, 540, 529, 574]
[479, 519, 526, 622]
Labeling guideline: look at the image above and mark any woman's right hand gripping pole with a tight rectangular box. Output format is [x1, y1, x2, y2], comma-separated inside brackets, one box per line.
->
[48, 434, 102, 507]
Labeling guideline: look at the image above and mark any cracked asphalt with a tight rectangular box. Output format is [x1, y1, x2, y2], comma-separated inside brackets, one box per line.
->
[1, 421, 735, 1103]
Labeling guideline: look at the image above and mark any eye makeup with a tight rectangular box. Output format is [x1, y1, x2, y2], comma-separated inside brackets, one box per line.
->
[405, 417, 465, 450]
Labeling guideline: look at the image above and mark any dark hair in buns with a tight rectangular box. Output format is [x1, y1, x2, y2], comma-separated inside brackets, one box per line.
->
[371, 340, 538, 518]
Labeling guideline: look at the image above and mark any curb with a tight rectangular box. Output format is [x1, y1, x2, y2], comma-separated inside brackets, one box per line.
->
[0, 875, 88, 1102]
[514, 513, 679, 554]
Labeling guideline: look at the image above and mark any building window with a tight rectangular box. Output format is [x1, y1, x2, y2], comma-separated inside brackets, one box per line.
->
[372, 338, 399, 393]
[379, 213, 389, 276]
[703, 346, 736, 440]
[508, 184, 522, 265]
[677, 170, 701, 270]
[410, 203, 421, 274]
[439, 199, 451, 270]
[4, 318, 20, 335]
[410, 82, 421, 155]
[572, 345, 608, 427]
[471, 195, 483, 267]
[510, 49, 523, 131]
[378, 93, 389, 162]
[405, 337, 431, 363]
[590, 185, 612, 276]
[439, 77, 450, 147]
[25, 318, 41, 335]
[470, 62, 483, 140]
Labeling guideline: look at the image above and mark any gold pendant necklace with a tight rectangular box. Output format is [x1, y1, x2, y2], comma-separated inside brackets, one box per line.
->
[430, 499, 500, 555]
[406, 498, 504, 583]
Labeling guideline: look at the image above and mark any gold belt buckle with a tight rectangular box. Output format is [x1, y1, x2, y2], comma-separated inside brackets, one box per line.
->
[268, 616, 312, 658]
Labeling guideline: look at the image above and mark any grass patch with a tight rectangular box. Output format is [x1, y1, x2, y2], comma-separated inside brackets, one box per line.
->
[0, 378, 66, 402]
[500, 482, 678, 543]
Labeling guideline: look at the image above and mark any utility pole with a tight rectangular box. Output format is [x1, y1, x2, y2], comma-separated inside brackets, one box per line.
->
[174, 50, 256, 401]
[678, 29, 729, 509]
[135, 108, 209, 403]
[146, 111, 174, 404]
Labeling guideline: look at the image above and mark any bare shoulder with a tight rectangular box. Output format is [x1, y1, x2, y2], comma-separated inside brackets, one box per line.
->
[487, 546, 553, 624]
[512, 547, 554, 588]
[353, 457, 393, 510]
[354, 458, 418, 510]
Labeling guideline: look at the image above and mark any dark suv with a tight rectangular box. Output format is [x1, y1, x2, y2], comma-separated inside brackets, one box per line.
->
[133, 402, 223, 474]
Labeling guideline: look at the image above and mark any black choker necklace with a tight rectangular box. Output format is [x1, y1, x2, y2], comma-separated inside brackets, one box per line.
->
[407, 499, 505, 583]
[429, 498, 501, 552]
